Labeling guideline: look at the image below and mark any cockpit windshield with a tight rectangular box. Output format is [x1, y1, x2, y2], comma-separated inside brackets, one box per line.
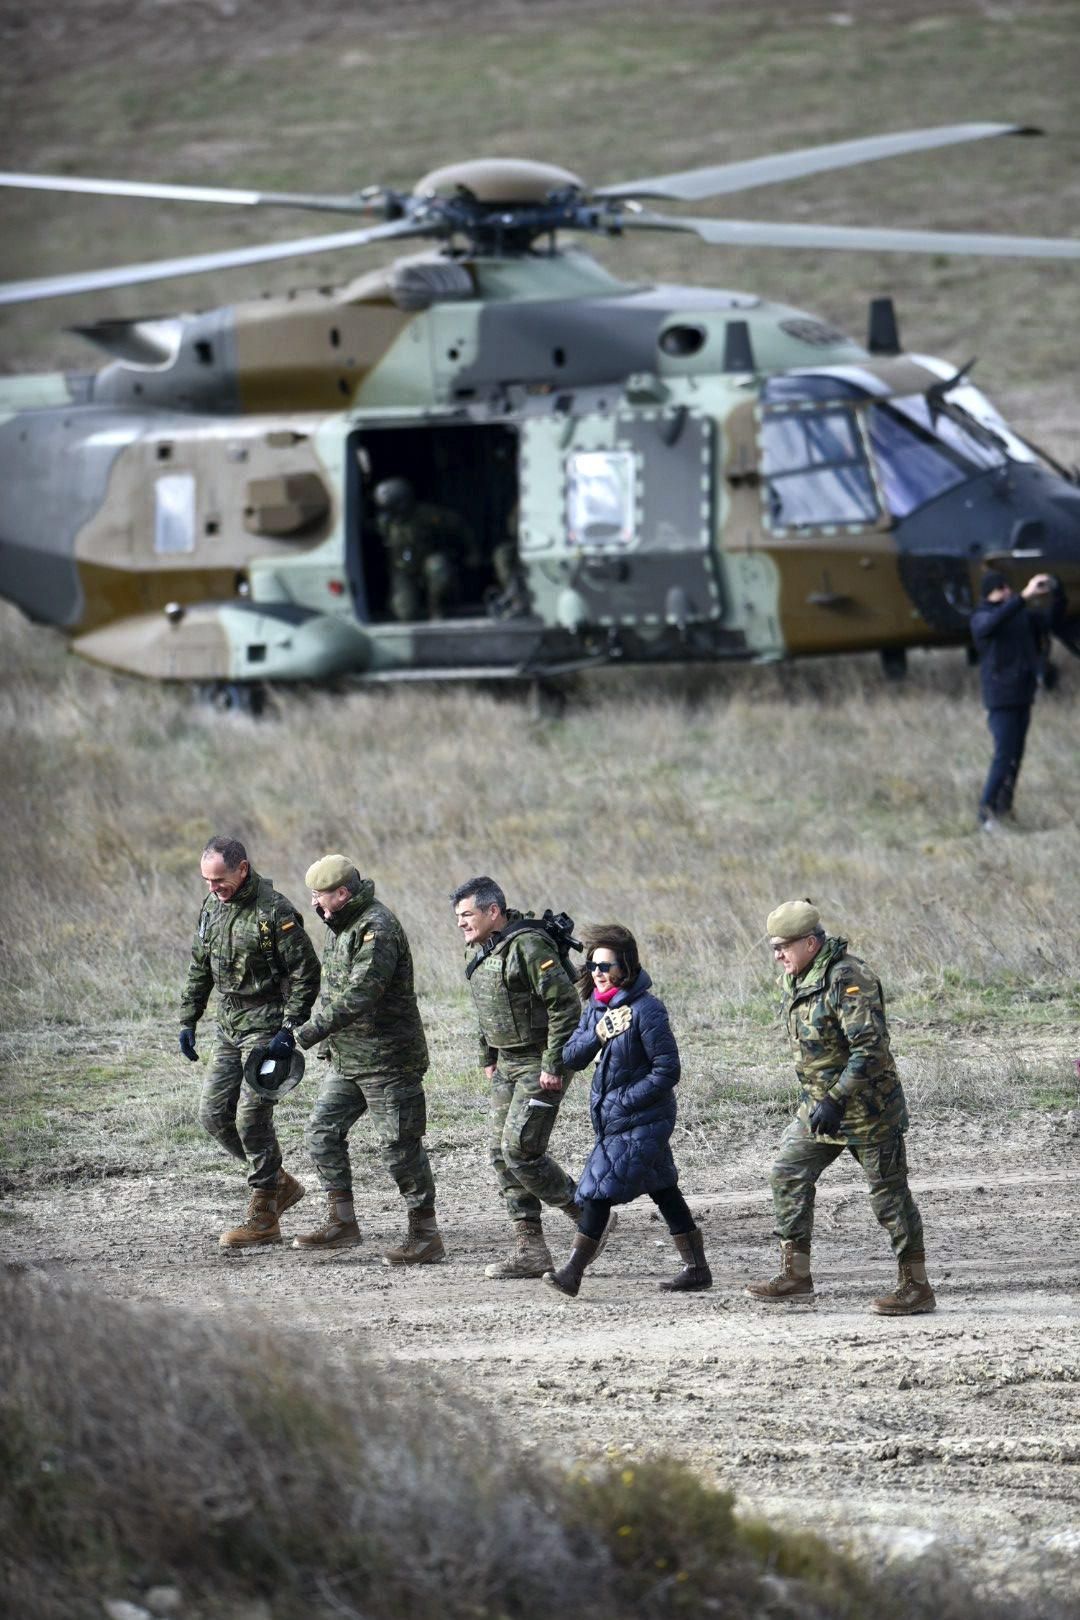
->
[866, 396, 1006, 519]
[760, 367, 1060, 531]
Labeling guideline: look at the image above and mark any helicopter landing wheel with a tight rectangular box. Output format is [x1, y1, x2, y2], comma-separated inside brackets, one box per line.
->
[528, 677, 567, 720]
[198, 680, 268, 717]
[880, 648, 908, 682]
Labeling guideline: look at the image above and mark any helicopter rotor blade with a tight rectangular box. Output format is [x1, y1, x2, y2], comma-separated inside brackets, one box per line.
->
[0, 170, 388, 217]
[0, 218, 430, 307]
[619, 208, 1080, 261]
[595, 123, 1039, 202]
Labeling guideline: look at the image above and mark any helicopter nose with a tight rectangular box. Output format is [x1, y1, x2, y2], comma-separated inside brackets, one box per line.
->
[893, 464, 1080, 634]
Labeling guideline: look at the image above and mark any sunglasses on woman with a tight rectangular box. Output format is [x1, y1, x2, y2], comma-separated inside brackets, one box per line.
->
[587, 959, 620, 974]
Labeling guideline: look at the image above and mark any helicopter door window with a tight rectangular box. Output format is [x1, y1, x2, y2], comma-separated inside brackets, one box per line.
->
[154, 473, 196, 554]
[566, 450, 635, 547]
[761, 407, 878, 529]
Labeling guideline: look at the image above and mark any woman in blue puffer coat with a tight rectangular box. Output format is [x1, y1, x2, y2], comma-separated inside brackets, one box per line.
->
[543, 923, 711, 1299]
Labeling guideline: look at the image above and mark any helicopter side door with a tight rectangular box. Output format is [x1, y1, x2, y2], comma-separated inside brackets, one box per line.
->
[754, 387, 913, 656]
[519, 400, 718, 635]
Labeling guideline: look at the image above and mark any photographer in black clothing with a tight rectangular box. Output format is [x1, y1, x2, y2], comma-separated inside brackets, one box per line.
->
[970, 569, 1062, 829]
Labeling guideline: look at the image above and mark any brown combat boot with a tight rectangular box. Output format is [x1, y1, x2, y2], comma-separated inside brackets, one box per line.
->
[871, 1257, 937, 1316]
[275, 1167, 306, 1215]
[219, 1187, 282, 1249]
[659, 1226, 712, 1293]
[484, 1219, 553, 1280]
[292, 1189, 361, 1250]
[383, 1207, 446, 1267]
[561, 1200, 618, 1256]
[543, 1232, 600, 1299]
[746, 1241, 814, 1301]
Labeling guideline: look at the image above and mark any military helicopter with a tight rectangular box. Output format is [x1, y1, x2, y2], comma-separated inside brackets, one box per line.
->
[2, 121, 1079, 703]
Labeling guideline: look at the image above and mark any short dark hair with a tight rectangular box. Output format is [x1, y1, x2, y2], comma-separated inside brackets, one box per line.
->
[581, 922, 641, 997]
[450, 876, 506, 913]
[203, 835, 248, 870]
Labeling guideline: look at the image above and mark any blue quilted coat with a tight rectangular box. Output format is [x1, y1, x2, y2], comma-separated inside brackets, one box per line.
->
[562, 969, 680, 1203]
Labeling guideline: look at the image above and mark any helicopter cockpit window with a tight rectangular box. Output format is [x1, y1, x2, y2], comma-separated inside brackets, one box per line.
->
[866, 397, 1006, 519]
[565, 450, 635, 547]
[760, 407, 878, 529]
[154, 473, 196, 554]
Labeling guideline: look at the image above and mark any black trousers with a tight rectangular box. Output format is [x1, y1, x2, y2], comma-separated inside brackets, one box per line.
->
[981, 704, 1032, 814]
[577, 1184, 694, 1241]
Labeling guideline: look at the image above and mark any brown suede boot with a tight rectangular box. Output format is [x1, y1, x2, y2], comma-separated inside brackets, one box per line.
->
[484, 1219, 553, 1279]
[659, 1226, 712, 1292]
[292, 1189, 361, 1250]
[219, 1188, 282, 1249]
[383, 1207, 446, 1267]
[561, 1201, 618, 1256]
[543, 1232, 600, 1299]
[871, 1257, 937, 1316]
[275, 1167, 305, 1215]
[746, 1241, 814, 1300]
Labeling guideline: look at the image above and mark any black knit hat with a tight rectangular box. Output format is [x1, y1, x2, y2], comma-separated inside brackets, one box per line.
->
[980, 569, 1009, 600]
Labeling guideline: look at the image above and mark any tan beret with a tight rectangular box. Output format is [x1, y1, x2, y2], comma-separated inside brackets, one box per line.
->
[766, 899, 820, 942]
[305, 853, 357, 892]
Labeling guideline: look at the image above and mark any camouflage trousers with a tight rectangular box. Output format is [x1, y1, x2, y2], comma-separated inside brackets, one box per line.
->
[305, 1070, 436, 1210]
[198, 1027, 283, 1190]
[489, 1056, 577, 1224]
[769, 1118, 925, 1261]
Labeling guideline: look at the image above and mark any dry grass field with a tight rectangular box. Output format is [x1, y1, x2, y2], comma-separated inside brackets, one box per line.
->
[2, 2, 1080, 1615]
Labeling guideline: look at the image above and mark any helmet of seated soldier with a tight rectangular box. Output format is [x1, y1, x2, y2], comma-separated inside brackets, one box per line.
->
[374, 478, 415, 514]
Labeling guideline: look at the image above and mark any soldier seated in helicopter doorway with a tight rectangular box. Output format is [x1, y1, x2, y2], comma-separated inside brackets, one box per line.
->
[373, 477, 474, 622]
[486, 500, 530, 620]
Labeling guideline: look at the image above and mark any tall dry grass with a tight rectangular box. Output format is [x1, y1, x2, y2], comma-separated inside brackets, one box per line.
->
[1, 603, 1077, 1045]
[3, 1265, 1069, 1620]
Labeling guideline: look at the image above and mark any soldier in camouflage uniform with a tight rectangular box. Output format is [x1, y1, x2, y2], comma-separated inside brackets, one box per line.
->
[373, 477, 473, 622]
[293, 855, 443, 1265]
[746, 899, 935, 1315]
[178, 835, 321, 1249]
[453, 875, 589, 1279]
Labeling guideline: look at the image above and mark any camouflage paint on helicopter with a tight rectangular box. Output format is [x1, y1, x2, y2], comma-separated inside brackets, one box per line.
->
[1, 140, 1079, 687]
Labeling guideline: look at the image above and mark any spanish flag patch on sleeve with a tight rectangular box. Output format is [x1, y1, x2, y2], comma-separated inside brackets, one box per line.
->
[539, 959, 554, 971]
[281, 920, 296, 933]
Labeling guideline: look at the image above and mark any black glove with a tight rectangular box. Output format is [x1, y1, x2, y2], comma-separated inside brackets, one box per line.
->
[178, 1027, 198, 1063]
[267, 1027, 296, 1060]
[809, 1095, 846, 1136]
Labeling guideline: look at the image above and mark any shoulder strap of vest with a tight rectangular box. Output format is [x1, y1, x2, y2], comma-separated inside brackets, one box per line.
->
[465, 910, 582, 981]
[256, 876, 285, 977]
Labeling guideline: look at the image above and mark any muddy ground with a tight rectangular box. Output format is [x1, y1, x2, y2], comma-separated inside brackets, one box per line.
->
[4, 1082, 1079, 1606]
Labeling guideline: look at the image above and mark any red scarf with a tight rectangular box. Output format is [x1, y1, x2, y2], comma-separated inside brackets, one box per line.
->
[593, 982, 620, 1005]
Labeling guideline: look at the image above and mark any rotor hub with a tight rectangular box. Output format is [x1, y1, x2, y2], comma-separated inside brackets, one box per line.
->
[413, 158, 585, 205]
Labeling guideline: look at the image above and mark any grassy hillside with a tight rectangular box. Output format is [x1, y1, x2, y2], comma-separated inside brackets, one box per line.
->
[1, 0, 1078, 454]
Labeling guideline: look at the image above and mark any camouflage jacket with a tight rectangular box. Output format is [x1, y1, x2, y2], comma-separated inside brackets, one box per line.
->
[466, 920, 581, 1074]
[179, 868, 320, 1040]
[377, 504, 473, 570]
[296, 880, 429, 1080]
[779, 935, 908, 1144]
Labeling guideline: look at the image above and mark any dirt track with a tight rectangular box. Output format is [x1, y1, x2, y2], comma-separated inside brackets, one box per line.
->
[4, 1106, 1079, 1603]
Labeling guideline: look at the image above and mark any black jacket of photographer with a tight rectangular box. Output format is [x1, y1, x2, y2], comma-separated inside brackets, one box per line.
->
[970, 586, 1063, 710]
